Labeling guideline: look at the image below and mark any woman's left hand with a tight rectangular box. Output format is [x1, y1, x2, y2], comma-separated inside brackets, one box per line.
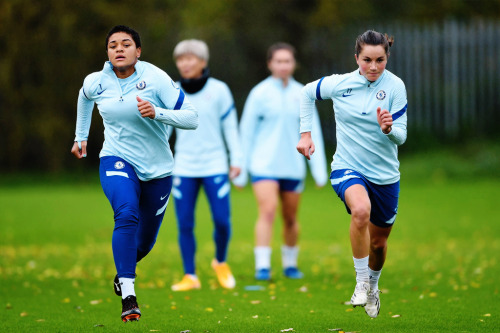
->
[229, 166, 241, 180]
[137, 96, 156, 119]
[377, 107, 393, 134]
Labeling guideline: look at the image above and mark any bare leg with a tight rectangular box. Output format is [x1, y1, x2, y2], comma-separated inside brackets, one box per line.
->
[253, 181, 280, 246]
[280, 190, 301, 246]
[368, 223, 392, 271]
[345, 184, 371, 259]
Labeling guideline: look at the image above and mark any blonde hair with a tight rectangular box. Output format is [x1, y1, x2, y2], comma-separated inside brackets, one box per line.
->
[173, 39, 209, 62]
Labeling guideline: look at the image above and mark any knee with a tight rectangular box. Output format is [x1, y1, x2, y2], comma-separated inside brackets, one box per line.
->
[178, 222, 194, 234]
[114, 206, 139, 228]
[282, 215, 297, 229]
[259, 205, 277, 223]
[350, 205, 370, 228]
[370, 237, 387, 253]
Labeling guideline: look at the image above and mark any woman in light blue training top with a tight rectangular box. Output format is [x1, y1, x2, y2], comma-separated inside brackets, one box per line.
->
[297, 30, 407, 319]
[234, 42, 328, 281]
[169, 40, 243, 292]
[71, 25, 198, 322]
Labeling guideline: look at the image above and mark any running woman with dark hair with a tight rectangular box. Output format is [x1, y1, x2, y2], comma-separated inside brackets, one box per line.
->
[71, 25, 198, 322]
[297, 30, 407, 318]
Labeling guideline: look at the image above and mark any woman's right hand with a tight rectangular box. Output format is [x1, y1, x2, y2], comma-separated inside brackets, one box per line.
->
[296, 132, 315, 160]
[71, 141, 87, 159]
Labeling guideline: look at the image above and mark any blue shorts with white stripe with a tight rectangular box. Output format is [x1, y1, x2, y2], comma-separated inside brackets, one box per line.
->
[330, 169, 400, 228]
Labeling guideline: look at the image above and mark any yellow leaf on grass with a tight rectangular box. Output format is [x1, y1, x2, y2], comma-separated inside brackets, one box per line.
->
[252, 315, 259, 318]
[345, 308, 353, 312]
[429, 292, 437, 298]
[484, 313, 491, 317]
[250, 300, 261, 304]
[62, 298, 71, 303]
[36, 319, 45, 322]
[90, 299, 102, 305]
[20, 312, 28, 317]
[205, 307, 214, 312]
[392, 314, 401, 318]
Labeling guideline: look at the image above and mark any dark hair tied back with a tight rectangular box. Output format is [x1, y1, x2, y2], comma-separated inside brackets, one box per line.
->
[105, 25, 141, 51]
[355, 30, 394, 56]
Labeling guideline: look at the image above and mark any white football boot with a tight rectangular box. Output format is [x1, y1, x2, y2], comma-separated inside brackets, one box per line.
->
[350, 281, 370, 307]
[365, 289, 381, 318]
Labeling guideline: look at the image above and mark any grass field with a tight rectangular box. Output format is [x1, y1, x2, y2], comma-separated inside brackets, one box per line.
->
[1, 145, 500, 332]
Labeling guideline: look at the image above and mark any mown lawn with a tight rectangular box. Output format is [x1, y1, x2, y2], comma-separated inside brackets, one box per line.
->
[1, 146, 499, 332]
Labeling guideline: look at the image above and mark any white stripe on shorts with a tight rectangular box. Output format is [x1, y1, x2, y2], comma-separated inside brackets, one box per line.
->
[106, 171, 129, 178]
[330, 174, 360, 186]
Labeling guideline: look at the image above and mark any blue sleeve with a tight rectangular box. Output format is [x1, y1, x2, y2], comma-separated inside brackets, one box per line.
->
[385, 79, 407, 145]
[300, 74, 340, 133]
[153, 70, 198, 129]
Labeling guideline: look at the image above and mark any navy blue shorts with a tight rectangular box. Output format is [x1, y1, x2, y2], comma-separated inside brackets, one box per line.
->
[330, 169, 400, 228]
[251, 175, 304, 193]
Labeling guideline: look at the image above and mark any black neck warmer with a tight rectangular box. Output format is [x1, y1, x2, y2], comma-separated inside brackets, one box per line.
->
[180, 68, 210, 94]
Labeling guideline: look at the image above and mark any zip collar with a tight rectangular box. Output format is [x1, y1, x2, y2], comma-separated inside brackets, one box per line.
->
[356, 69, 386, 88]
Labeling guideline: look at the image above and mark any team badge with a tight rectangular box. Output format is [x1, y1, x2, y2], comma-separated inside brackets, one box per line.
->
[136, 81, 146, 90]
[376, 90, 386, 100]
[114, 161, 125, 169]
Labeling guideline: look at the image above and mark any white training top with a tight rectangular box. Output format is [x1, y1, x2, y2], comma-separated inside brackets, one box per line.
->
[170, 77, 243, 177]
[234, 76, 328, 187]
[300, 69, 407, 185]
[75, 60, 198, 181]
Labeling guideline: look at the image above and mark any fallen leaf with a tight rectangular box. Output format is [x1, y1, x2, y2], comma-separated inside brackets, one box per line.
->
[299, 286, 308, 292]
[345, 308, 353, 312]
[90, 299, 102, 305]
[328, 329, 343, 332]
[61, 298, 71, 303]
[20, 312, 28, 317]
[250, 300, 261, 304]
[205, 307, 214, 312]
[343, 301, 351, 305]
[94, 324, 104, 327]
[280, 328, 294, 332]
[180, 330, 191, 333]
[36, 319, 45, 322]
[6, 303, 12, 309]
[252, 315, 258, 318]
[171, 306, 177, 310]
[484, 313, 491, 317]
[429, 292, 437, 298]
[392, 314, 401, 318]
[150, 330, 160, 332]
[310, 310, 314, 313]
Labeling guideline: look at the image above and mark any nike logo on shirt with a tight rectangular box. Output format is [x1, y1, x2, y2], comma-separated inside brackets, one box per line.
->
[160, 194, 168, 200]
[342, 93, 353, 97]
[97, 84, 106, 95]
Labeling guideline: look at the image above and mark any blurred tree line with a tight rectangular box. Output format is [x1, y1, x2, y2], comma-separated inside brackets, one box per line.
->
[1, 0, 499, 172]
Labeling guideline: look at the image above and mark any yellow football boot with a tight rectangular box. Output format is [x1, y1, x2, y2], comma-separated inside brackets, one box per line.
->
[211, 259, 236, 289]
[171, 274, 201, 291]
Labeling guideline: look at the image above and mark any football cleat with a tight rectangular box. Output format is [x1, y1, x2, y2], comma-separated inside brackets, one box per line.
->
[212, 259, 236, 289]
[365, 289, 381, 318]
[255, 268, 271, 281]
[350, 281, 370, 307]
[113, 274, 121, 296]
[121, 295, 141, 322]
[171, 274, 201, 291]
[283, 267, 304, 279]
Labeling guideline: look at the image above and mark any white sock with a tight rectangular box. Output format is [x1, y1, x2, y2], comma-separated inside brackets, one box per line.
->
[368, 267, 382, 291]
[254, 246, 272, 270]
[281, 245, 299, 268]
[353, 256, 369, 283]
[119, 277, 136, 299]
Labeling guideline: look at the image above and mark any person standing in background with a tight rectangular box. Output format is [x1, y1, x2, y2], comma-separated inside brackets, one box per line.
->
[169, 40, 243, 291]
[234, 42, 328, 281]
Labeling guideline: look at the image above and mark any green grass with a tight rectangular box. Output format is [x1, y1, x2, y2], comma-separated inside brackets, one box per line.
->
[1, 146, 500, 332]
